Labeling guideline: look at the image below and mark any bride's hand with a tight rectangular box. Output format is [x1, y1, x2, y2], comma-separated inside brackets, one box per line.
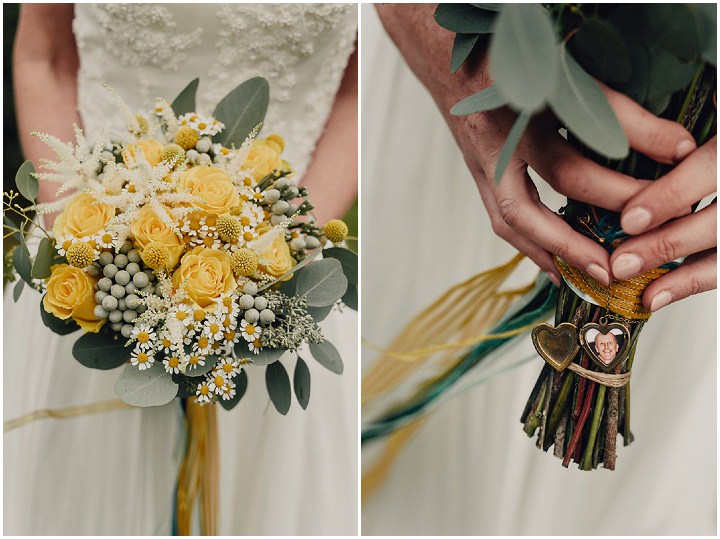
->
[609, 136, 717, 311]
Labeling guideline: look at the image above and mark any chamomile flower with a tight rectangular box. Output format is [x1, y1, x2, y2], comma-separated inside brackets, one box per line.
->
[208, 371, 228, 394]
[185, 353, 206, 373]
[195, 381, 213, 404]
[221, 314, 238, 331]
[131, 323, 157, 350]
[131, 348, 155, 370]
[96, 230, 117, 250]
[248, 337, 263, 354]
[220, 379, 237, 401]
[55, 236, 74, 257]
[216, 295, 240, 318]
[157, 330, 176, 355]
[194, 335, 213, 355]
[172, 304, 194, 330]
[238, 227, 259, 247]
[240, 320, 261, 342]
[203, 318, 225, 341]
[163, 355, 182, 375]
[216, 357, 242, 379]
[178, 113, 224, 136]
[223, 328, 242, 347]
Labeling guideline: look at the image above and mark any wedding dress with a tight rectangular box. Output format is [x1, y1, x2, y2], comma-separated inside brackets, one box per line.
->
[4, 4, 357, 535]
[361, 6, 715, 535]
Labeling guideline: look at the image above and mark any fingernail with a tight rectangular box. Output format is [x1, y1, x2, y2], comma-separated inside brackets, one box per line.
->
[612, 253, 643, 280]
[622, 207, 652, 234]
[548, 273, 561, 287]
[650, 291, 672, 312]
[585, 263, 610, 287]
[674, 139, 696, 161]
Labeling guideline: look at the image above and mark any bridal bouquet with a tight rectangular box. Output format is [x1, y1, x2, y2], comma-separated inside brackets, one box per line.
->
[439, 3, 715, 469]
[5, 78, 357, 415]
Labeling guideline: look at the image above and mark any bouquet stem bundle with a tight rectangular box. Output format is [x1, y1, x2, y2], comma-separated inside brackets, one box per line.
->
[522, 64, 716, 470]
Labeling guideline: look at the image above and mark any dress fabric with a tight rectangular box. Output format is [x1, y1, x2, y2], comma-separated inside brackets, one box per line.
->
[361, 6, 715, 535]
[4, 4, 357, 535]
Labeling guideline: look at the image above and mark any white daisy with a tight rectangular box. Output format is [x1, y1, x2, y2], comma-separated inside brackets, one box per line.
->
[220, 379, 237, 401]
[208, 371, 228, 394]
[240, 320, 261, 343]
[247, 337, 263, 354]
[203, 318, 225, 341]
[193, 335, 213, 355]
[162, 355, 182, 375]
[216, 357, 242, 379]
[131, 348, 155, 371]
[131, 324, 157, 350]
[96, 230, 117, 250]
[195, 381, 213, 404]
[185, 354, 206, 373]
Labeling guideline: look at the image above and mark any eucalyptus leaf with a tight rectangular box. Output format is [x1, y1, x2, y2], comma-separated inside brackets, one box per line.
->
[645, 93, 672, 116]
[470, 3, 501, 11]
[493, 111, 531, 185]
[295, 258, 347, 307]
[451, 33, 480, 73]
[12, 279, 24, 302]
[637, 4, 705, 60]
[40, 298, 81, 335]
[307, 304, 334, 323]
[265, 361, 291, 415]
[258, 246, 321, 293]
[234, 340, 286, 366]
[31, 237, 54, 279]
[616, 44, 650, 105]
[342, 283, 358, 311]
[569, 17, 631, 84]
[293, 357, 311, 410]
[434, 4, 496, 34]
[13, 238, 33, 286]
[646, 48, 698, 101]
[171, 78, 199, 116]
[548, 46, 628, 160]
[184, 355, 218, 378]
[451, 85, 507, 116]
[309, 340, 343, 375]
[489, 4, 558, 111]
[115, 362, 179, 407]
[213, 77, 269, 148]
[15, 161, 38, 202]
[322, 247, 357, 285]
[72, 331, 129, 370]
[695, 4, 716, 65]
[4, 215, 22, 242]
[220, 369, 248, 411]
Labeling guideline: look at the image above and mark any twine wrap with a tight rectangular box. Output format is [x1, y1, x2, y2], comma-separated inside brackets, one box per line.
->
[555, 257, 669, 320]
[566, 363, 631, 387]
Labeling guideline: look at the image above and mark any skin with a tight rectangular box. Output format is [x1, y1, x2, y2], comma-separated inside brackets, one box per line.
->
[376, 4, 716, 310]
[594, 332, 619, 365]
[14, 4, 358, 229]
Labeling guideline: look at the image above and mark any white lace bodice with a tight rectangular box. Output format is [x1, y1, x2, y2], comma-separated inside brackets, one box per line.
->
[73, 3, 357, 177]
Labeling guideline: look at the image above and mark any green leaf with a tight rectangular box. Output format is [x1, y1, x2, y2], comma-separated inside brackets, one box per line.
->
[646, 48, 698, 101]
[695, 4, 716, 65]
[31, 237, 54, 279]
[183, 355, 218, 377]
[434, 4, 496, 34]
[493, 111, 531, 185]
[234, 340, 286, 366]
[213, 77, 269, 148]
[293, 357, 311, 410]
[470, 4, 501, 12]
[616, 44, 650, 104]
[637, 4, 705, 60]
[12, 279, 24, 302]
[569, 17, 631, 84]
[40, 298, 81, 335]
[548, 45, 628, 160]
[171, 78, 199, 116]
[4, 215, 22, 242]
[115, 362, 179, 407]
[72, 331, 129, 370]
[13, 237, 33, 286]
[489, 4, 558, 111]
[266, 361, 291, 415]
[307, 304, 334, 323]
[309, 340, 343, 375]
[220, 369, 248, 411]
[15, 161, 38, 202]
[295, 258, 348, 307]
[450, 85, 507, 116]
[322, 247, 357, 286]
[342, 283, 358, 311]
[451, 33, 480, 73]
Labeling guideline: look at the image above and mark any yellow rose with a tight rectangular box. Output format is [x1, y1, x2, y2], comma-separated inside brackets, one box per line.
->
[43, 264, 104, 333]
[52, 193, 114, 239]
[242, 135, 287, 181]
[122, 139, 164, 167]
[130, 205, 185, 270]
[179, 166, 240, 214]
[172, 247, 237, 308]
[258, 233, 295, 279]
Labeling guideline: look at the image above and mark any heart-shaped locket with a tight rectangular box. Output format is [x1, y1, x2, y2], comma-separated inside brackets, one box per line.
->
[579, 321, 630, 373]
[531, 322, 580, 371]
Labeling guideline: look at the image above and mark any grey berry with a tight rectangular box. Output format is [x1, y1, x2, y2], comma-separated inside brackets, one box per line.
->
[244, 308, 259, 323]
[125, 282, 137, 294]
[238, 294, 254, 310]
[114, 253, 129, 268]
[271, 201, 289, 215]
[110, 284, 126, 298]
[305, 236, 320, 249]
[98, 278, 113, 292]
[122, 310, 138, 323]
[98, 251, 114, 266]
[254, 296, 268, 310]
[264, 189, 281, 204]
[115, 270, 131, 286]
[108, 310, 123, 324]
[127, 249, 141, 264]
[95, 290, 109, 304]
[259, 309, 275, 324]
[111, 322, 123, 332]
[119, 240, 133, 254]
[101, 295, 118, 311]
[125, 294, 141, 310]
[102, 264, 118, 279]
[93, 305, 109, 319]
[121, 324, 134, 338]
[132, 272, 149, 288]
[126, 262, 140, 276]
[242, 282, 258, 295]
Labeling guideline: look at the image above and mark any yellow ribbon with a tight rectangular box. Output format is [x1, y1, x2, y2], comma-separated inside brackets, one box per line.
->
[4, 399, 134, 432]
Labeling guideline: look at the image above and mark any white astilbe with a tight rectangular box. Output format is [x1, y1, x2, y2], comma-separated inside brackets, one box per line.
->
[103, 83, 140, 136]
[154, 98, 179, 139]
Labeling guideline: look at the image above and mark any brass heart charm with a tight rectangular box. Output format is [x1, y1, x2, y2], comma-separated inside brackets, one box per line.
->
[531, 322, 580, 372]
[579, 322, 630, 373]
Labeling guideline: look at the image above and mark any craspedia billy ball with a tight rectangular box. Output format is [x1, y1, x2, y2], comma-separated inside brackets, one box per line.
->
[230, 248, 259, 276]
[216, 214, 242, 243]
[66, 242, 96, 268]
[174, 126, 200, 151]
[323, 219, 348, 243]
[141, 242, 170, 271]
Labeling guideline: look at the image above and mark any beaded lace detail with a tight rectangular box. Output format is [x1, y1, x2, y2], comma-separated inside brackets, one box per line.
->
[73, 3, 357, 178]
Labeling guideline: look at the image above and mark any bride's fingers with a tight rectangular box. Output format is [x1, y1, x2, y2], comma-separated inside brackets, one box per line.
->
[611, 203, 717, 280]
[602, 84, 697, 164]
[496, 168, 612, 286]
[621, 136, 717, 234]
[522, 128, 646, 212]
[641, 250, 717, 311]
